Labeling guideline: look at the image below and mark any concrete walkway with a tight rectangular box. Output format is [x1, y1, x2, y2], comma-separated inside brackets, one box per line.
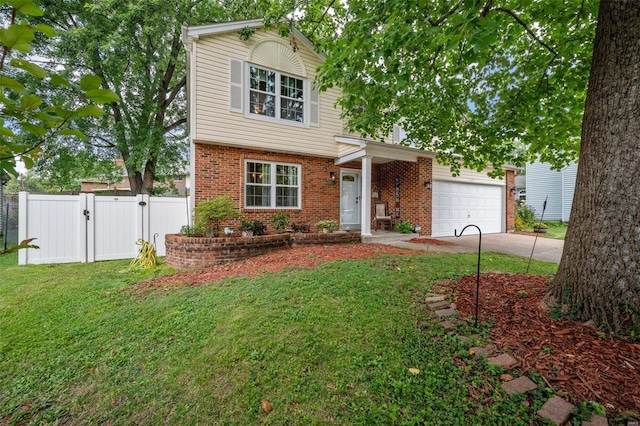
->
[390, 233, 564, 263]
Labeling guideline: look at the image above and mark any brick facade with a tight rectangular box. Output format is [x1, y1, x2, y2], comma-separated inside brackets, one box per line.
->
[194, 142, 513, 236]
[377, 158, 433, 235]
[194, 143, 341, 232]
[505, 169, 516, 232]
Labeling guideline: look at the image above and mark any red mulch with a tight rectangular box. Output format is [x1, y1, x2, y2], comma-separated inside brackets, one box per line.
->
[140, 243, 421, 291]
[444, 273, 640, 416]
[407, 238, 455, 246]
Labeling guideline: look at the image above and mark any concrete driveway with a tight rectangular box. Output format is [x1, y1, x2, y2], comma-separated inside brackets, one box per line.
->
[391, 233, 564, 263]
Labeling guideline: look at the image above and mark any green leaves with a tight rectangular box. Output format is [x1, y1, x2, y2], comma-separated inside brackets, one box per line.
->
[85, 89, 120, 103]
[297, 0, 596, 172]
[7, 0, 43, 16]
[0, 75, 26, 91]
[80, 74, 103, 91]
[1, 1, 120, 176]
[0, 23, 35, 52]
[75, 105, 105, 117]
[11, 58, 47, 78]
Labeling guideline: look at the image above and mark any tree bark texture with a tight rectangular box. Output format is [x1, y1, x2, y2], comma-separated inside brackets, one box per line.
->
[546, 1, 640, 334]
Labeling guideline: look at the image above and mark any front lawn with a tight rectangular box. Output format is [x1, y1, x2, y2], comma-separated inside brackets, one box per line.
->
[0, 251, 557, 424]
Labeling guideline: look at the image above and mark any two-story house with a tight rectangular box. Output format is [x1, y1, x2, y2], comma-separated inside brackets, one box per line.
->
[182, 19, 516, 237]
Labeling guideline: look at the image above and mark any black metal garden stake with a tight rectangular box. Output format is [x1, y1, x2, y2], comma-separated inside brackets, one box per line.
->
[526, 196, 548, 274]
[455, 224, 482, 328]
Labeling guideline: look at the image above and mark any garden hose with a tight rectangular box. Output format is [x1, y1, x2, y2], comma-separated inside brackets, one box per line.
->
[129, 238, 157, 269]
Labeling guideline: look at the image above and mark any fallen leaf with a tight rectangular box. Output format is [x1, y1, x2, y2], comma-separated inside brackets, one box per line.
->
[261, 399, 273, 414]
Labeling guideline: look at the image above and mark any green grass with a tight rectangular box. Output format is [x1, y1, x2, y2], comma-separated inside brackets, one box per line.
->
[526, 221, 568, 240]
[0, 251, 557, 425]
[543, 221, 568, 240]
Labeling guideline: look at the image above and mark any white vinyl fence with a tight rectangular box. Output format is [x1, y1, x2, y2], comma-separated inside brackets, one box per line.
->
[18, 192, 189, 265]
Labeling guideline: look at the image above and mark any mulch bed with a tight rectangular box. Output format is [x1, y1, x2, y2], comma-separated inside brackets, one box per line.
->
[407, 238, 455, 246]
[140, 243, 421, 292]
[443, 273, 640, 416]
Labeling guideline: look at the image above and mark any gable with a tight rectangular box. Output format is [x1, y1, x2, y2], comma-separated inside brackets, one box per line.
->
[186, 27, 345, 158]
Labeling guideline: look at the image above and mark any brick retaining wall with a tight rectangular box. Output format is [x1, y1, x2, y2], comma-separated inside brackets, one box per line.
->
[290, 232, 360, 246]
[165, 232, 361, 269]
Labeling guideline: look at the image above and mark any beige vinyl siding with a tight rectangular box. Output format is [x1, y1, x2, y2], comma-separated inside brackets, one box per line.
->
[337, 142, 363, 157]
[194, 31, 345, 158]
[432, 161, 504, 186]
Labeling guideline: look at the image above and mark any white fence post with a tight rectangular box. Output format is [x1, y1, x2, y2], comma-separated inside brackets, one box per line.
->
[85, 193, 95, 263]
[18, 191, 27, 265]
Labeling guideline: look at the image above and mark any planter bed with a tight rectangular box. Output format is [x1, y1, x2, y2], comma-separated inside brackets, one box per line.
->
[165, 232, 361, 269]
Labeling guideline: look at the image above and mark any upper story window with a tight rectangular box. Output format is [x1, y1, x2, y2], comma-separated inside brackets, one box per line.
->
[249, 65, 304, 123]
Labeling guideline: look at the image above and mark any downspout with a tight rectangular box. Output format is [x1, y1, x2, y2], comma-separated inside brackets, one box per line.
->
[182, 26, 196, 223]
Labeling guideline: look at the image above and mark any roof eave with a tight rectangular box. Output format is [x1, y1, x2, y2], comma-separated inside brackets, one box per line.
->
[184, 19, 326, 61]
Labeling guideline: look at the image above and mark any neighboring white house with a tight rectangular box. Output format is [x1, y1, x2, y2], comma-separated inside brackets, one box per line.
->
[525, 161, 578, 222]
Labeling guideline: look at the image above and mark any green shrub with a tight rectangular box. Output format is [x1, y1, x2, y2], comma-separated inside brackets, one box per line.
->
[395, 220, 413, 234]
[253, 220, 267, 236]
[271, 212, 291, 232]
[291, 222, 310, 233]
[238, 219, 255, 231]
[194, 196, 242, 236]
[314, 220, 339, 232]
[515, 200, 536, 227]
[180, 225, 205, 237]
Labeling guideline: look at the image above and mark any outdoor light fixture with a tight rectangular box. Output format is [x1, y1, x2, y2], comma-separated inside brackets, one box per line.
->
[424, 181, 432, 190]
[329, 171, 336, 181]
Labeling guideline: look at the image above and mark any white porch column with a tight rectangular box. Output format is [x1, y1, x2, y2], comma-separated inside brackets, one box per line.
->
[360, 155, 373, 236]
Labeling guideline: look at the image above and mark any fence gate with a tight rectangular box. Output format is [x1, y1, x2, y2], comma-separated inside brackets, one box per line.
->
[18, 192, 188, 265]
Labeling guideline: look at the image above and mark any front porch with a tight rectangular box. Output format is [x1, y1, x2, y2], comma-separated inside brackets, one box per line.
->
[335, 136, 435, 237]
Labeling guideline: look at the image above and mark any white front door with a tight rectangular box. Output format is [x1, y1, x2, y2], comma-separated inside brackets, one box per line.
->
[340, 170, 361, 229]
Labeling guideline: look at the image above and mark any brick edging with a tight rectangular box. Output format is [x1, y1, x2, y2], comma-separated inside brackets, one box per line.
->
[165, 232, 361, 269]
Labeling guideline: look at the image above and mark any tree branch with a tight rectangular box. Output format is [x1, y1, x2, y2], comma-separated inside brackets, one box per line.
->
[88, 134, 116, 148]
[481, 0, 493, 17]
[155, 33, 182, 126]
[163, 76, 186, 109]
[164, 118, 186, 134]
[0, 117, 72, 161]
[311, 0, 337, 35]
[428, 0, 464, 27]
[493, 7, 558, 55]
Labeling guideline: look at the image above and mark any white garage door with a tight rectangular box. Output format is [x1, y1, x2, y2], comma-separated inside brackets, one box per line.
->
[432, 181, 504, 237]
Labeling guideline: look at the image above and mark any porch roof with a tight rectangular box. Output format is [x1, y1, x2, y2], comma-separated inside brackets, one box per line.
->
[334, 136, 435, 165]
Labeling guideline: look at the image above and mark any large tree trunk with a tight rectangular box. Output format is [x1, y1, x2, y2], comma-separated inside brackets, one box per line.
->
[545, 1, 640, 334]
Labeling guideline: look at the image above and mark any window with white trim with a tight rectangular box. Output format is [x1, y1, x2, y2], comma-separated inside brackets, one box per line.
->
[249, 65, 304, 123]
[245, 160, 300, 208]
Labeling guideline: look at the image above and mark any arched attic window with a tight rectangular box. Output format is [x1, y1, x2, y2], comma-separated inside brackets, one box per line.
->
[229, 38, 319, 127]
[248, 39, 307, 77]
